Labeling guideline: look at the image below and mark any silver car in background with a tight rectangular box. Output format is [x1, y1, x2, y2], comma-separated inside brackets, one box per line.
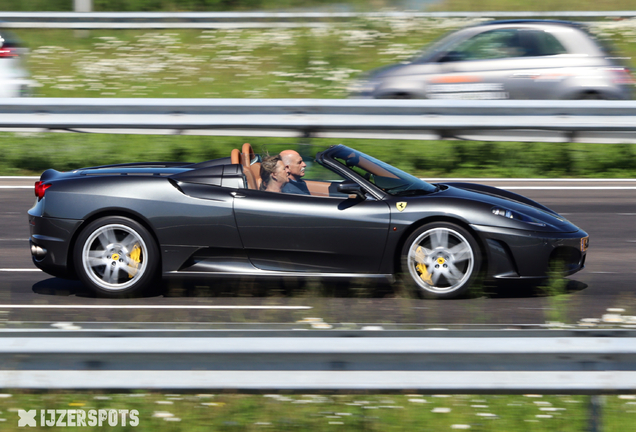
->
[350, 20, 634, 100]
[0, 30, 33, 98]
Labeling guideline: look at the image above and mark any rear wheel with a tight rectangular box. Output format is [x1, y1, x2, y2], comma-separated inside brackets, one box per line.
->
[73, 216, 159, 297]
[401, 222, 481, 299]
[576, 91, 605, 100]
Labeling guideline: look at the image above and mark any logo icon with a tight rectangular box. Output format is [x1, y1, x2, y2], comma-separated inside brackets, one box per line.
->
[581, 236, 589, 252]
[396, 202, 407, 212]
[18, 410, 37, 427]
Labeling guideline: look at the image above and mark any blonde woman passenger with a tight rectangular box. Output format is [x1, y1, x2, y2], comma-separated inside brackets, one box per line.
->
[259, 155, 290, 193]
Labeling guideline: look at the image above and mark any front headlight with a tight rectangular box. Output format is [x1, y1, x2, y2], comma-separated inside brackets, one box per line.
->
[492, 207, 546, 227]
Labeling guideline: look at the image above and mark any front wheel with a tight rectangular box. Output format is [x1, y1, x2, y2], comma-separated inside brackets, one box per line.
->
[73, 216, 159, 297]
[400, 222, 482, 299]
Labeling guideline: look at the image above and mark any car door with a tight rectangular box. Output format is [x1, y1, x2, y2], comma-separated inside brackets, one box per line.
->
[422, 28, 520, 99]
[232, 189, 391, 274]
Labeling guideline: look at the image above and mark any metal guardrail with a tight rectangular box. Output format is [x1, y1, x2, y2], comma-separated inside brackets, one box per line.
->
[0, 11, 635, 28]
[1, 329, 636, 391]
[3, 98, 636, 143]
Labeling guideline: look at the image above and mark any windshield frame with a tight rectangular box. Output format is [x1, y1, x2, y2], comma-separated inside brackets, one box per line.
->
[410, 26, 483, 64]
[318, 145, 438, 198]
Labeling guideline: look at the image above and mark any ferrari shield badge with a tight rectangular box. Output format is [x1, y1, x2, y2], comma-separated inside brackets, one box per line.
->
[396, 202, 407, 212]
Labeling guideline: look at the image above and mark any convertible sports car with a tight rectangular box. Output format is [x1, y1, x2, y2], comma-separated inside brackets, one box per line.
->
[28, 144, 589, 299]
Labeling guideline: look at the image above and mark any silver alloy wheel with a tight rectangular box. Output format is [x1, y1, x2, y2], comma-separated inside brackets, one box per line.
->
[81, 223, 148, 291]
[407, 227, 474, 294]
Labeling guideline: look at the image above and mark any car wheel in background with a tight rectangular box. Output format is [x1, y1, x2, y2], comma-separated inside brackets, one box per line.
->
[576, 91, 605, 100]
[386, 92, 413, 99]
[401, 222, 482, 299]
[73, 216, 159, 297]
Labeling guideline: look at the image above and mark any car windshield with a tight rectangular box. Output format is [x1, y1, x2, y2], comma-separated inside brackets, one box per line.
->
[329, 146, 438, 196]
[410, 29, 467, 63]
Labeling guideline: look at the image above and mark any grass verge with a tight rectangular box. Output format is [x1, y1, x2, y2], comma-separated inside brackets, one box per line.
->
[0, 392, 618, 431]
[1, 392, 636, 431]
[5, 132, 636, 178]
[9, 20, 635, 100]
[431, 0, 636, 11]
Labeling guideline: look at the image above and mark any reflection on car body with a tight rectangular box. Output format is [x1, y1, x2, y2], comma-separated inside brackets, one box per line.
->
[349, 19, 634, 100]
[28, 143, 588, 299]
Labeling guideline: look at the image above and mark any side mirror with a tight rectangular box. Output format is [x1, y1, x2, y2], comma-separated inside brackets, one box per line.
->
[338, 180, 366, 199]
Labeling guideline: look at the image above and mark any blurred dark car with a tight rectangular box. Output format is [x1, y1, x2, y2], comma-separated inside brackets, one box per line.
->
[0, 29, 33, 97]
[349, 20, 634, 100]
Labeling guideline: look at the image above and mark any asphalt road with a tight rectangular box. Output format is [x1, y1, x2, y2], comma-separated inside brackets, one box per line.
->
[2, 177, 636, 327]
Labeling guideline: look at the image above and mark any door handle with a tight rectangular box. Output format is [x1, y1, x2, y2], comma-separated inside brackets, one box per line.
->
[231, 192, 246, 198]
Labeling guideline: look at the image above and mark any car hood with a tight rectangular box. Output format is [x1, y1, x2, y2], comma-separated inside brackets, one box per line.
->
[439, 182, 579, 232]
[363, 62, 414, 80]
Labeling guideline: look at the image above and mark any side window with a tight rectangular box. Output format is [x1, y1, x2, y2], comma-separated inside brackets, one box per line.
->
[445, 28, 568, 61]
[449, 29, 525, 61]
[535, 31, 568, 56]
[515, 29, 568, 57]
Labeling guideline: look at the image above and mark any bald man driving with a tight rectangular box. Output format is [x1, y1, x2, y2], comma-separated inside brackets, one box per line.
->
[280, 150, 310, 195]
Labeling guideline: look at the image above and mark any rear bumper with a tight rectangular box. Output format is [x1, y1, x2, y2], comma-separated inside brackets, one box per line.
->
[472, 225, 588, 280]
[28, 213, 82, 279]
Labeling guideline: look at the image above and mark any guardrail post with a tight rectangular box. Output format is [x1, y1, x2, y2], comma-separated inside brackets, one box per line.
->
[588, 395, 604, 432]
[74, 0, 92, 12]
[74, 0, 92, 38]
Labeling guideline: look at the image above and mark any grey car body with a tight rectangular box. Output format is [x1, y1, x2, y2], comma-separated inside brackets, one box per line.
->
[0, 30, 33, 97]
[28, 144, 588, 299]
[350, 20, 634, 100]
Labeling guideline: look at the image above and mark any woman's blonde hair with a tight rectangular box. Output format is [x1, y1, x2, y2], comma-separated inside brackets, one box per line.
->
[259, 154, 282, 191]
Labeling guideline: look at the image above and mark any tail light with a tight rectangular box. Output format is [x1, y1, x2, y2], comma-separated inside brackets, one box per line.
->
[607, 67, 635, 85]
[0, 47, 18, 58]
[34, 181, 51, 200]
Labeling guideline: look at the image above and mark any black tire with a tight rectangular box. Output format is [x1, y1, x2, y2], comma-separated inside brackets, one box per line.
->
[389, 92, 412, 99]
[400, 222, 482, 299]
[576, 92, 605, 100]
[73, 216, 159, 298]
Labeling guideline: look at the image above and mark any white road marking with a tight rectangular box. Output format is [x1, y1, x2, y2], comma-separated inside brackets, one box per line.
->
[3, 178, 636, 190]
[4, 185, 636, 190]
[0, 176, 38, 179]
[0, 269, 41, 272]
[427, 178, 636, 182]
[425, 178, 636, 190]
[0, 304, 312, 310]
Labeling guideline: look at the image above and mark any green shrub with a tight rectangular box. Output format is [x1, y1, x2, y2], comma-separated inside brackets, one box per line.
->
[3, 132, 636, 178]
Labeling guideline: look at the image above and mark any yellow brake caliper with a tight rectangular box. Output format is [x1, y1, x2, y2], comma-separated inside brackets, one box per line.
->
[415, 246, 433, 285]
[128, 243, 141, 278]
